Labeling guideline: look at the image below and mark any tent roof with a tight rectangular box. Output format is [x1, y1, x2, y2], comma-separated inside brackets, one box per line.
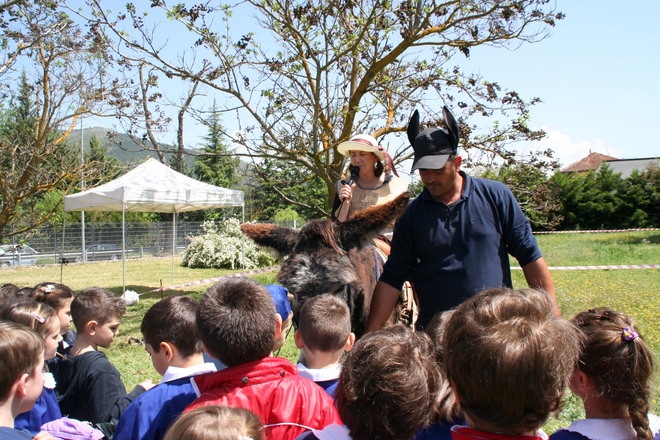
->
[64, 158, 244, 213]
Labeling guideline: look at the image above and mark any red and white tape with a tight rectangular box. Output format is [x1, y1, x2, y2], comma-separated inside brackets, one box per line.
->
[512, 264, 659, 271]
[534, 228, 659, 234]
[147, 266, 280, 293]
[145, 260, 659, 294]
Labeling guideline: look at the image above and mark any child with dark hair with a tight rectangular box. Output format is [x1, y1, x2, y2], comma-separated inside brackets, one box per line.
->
[294, 294, 355, 397]
[186, 277, 341, 440]
[551, 307, 659, 440]
[1, 300, 63, 435]
[0, 283, 20, 302]
[31, 282, 77, 377]
[114, 295, 216, 440]
[30, 282, 76, 349]
[0, 283, 26, 315]
[299, 324, 442, 440]
[164, 405, 264, 440]
[0, 321, 50, 439]
[202, 283, 294, 371]
[442, 287, 582, 440]
[56, 287, 153, 425]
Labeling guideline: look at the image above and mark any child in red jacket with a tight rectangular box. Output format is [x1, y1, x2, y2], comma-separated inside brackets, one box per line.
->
[186, 277, 342, 440]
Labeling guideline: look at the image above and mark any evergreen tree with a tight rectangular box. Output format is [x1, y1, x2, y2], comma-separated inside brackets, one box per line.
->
[194, 107, 239, 189]
[551, 164, 658, 230]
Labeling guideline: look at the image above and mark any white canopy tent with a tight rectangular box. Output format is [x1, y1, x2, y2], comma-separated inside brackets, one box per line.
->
[64, 158, 244, 291]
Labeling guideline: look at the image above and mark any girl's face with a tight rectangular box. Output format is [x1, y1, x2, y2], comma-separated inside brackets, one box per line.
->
[57, 297, 73, 335]
[44, 318, 63, 360]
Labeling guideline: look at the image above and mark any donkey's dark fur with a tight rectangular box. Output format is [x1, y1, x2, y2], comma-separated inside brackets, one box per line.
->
[240, 192, 410, 337]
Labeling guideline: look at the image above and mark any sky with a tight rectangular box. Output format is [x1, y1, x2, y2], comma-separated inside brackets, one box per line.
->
[461, 0, 660, 168]
[80, 1, 660, 171]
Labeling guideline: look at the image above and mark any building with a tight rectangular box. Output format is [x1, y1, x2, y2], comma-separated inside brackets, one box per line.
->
[562, 152, 658, 178]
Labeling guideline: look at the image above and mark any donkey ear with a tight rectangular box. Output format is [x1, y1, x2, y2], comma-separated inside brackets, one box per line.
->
[442, 106, 459, 149]
[240, 223, 299, 258]
[407, 109, 420, 146]
[339, 192, 410, 250]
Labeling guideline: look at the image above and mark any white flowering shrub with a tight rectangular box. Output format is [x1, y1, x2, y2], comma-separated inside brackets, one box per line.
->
[182, 219, 278, 269]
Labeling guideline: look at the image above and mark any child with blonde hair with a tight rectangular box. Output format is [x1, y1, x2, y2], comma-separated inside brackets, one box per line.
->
[164, 405, 263, 440]
[0, 321, 51, 439]
[1, 300, 63, 435]
[551, 307, 659, 440]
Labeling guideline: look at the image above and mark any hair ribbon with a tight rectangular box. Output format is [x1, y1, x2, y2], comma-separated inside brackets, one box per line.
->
[622, 327, 639, 341]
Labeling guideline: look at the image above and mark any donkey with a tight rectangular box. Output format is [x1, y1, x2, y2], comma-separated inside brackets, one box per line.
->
[240, 192, 411, 337]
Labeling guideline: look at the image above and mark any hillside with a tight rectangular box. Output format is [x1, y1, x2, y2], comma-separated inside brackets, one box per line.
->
[65, 126, 251, 182]
[66, 127, 198, 166]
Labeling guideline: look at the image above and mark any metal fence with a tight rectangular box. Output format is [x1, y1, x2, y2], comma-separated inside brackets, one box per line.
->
[1, 219, 305, 266]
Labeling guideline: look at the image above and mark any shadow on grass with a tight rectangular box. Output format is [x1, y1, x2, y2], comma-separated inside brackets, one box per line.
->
[622, 233, 660, 245]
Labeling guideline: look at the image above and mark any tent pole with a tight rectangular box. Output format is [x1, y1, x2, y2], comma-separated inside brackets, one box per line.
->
[60, 216, 66, 283]
[122, 206, 126, 293]
[241, 204, 246, 269]
[172, 212, 176, 285]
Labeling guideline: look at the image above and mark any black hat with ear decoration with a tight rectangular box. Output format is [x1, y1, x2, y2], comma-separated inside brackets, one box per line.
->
[408, 106, 460, 172]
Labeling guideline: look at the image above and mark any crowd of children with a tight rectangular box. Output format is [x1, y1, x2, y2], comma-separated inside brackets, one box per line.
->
[1, 279, 659, 440]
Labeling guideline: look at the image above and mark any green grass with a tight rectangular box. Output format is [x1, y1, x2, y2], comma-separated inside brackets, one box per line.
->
[2, 230, 658, 432]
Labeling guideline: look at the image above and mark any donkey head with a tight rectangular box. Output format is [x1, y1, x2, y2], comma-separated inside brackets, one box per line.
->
[240, 192, 410, 333]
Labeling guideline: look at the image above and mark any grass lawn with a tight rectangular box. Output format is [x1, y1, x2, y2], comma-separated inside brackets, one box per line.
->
[1, 230, 658, 431]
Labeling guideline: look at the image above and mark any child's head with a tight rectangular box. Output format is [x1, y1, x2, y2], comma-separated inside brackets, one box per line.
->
[0, 283, 25, 315]
[0, 283, 20, 302]
[141, 295, 203, 375]
[424, 310, 459, 423]
[266, 284, 293, 352]
[30, 282, 74, 336]
[337, 324, 441, 440]
[164, 405, 263, 440]
[442, 287, 581, 435]
[571, 307, 654, 440]
[197, 277, 277, 367]
[71, 287, 126, 348]
[0, 321, 45, 412]
[1, 300, 62, 361]
[295, 294, 354, 357]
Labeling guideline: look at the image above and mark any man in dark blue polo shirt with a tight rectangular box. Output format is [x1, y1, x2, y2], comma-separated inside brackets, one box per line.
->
[365, 107, 557, 331]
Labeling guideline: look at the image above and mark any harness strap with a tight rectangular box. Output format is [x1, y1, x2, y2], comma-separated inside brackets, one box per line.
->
[371, 245, 387, 280]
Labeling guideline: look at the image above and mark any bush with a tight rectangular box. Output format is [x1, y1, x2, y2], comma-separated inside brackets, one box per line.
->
[182, 219, 278, 269]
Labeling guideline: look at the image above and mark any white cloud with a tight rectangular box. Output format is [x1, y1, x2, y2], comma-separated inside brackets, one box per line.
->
[517, 127, 625, 169]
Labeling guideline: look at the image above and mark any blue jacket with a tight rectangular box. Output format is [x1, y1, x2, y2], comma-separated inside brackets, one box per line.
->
[381, 172, 542, 328]
[114, 376, 200, 440]
[15, 374, 62, 435]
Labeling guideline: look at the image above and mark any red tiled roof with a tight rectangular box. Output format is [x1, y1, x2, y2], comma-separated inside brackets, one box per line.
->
[562, 152, 620, 172]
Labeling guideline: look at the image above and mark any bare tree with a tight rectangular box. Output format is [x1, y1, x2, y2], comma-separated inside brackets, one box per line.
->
[82, 0, 563, 215]
[0, 0, 124, 239]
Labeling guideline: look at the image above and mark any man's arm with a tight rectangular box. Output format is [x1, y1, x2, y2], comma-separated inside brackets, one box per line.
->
[521, 257, 559, 315]
[365, 280, 402, 333]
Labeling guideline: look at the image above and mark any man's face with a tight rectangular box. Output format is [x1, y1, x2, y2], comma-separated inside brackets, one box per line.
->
[418, 156, 461, 202]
